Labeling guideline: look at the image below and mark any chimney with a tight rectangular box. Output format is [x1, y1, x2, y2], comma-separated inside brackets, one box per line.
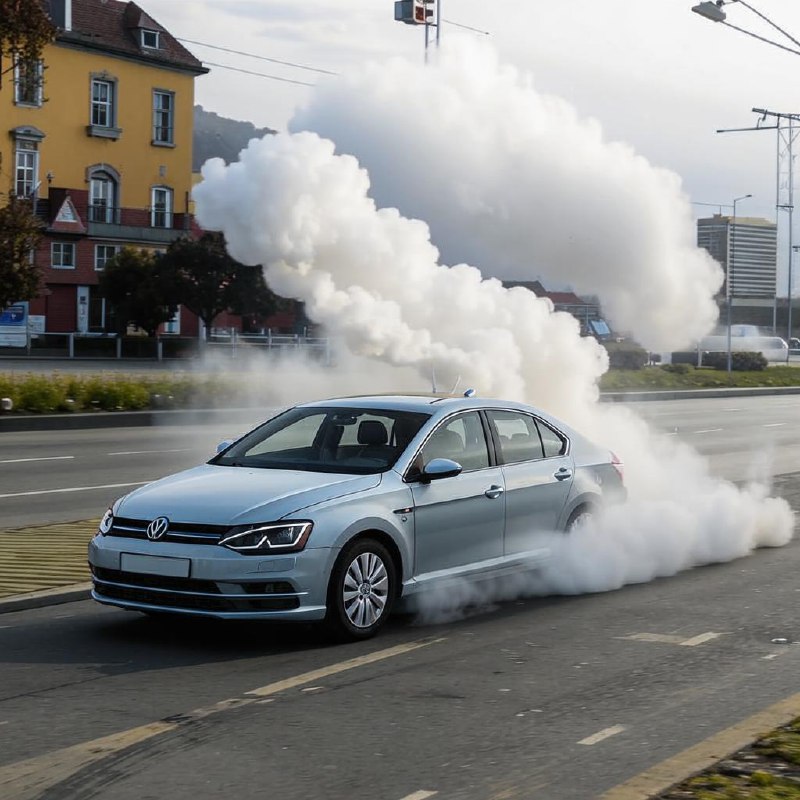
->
[49, 0, 72, 31]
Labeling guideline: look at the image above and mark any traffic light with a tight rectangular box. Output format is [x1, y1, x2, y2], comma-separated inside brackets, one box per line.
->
[394, 0, 434, 25]
[414, 0, 434, 24]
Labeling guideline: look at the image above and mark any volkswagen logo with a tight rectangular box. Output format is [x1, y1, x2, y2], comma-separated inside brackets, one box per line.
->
[146, 516, 170, 541]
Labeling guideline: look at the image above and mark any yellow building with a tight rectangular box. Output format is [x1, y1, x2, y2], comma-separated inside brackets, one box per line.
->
[1, 0, 207, 332]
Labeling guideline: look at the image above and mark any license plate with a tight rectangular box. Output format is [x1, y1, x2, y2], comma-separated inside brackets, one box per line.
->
[120, 553, 190, 578]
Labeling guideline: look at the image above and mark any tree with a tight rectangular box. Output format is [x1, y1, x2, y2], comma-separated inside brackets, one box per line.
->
[98, 248, 180, 337]
[0, 0, 55, 92]
[157, 233, 281, 339]
[0, 195, 43, 311]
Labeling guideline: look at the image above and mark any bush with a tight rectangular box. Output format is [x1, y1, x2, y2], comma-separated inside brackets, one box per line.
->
[661, 363, 691, 375]
[702, 351, 768, 371]
[603, 341, 648, 370]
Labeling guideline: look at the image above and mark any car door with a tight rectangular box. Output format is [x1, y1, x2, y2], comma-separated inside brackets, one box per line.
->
[409, 411, 505, 576]
[486, 409, 573, 555]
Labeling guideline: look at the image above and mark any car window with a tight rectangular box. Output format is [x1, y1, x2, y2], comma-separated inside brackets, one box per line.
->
[487, 410, 544, 464]
[535, 419, 567, 457]
[420, 411, 490, 471]
[214, 407, 430, 474]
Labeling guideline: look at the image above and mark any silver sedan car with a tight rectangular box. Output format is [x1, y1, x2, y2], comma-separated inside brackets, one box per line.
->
[89, 394, 625, 639]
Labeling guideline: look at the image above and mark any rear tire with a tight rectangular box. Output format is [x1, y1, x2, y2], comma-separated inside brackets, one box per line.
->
[565, 506, 593, 533]
[324, 538, 396, 641]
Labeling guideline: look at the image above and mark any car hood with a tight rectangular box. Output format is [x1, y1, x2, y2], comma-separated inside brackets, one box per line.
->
[116, 464, 381, 525]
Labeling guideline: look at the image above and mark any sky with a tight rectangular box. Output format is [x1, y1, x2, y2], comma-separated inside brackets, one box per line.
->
[144, 0, 800, 294]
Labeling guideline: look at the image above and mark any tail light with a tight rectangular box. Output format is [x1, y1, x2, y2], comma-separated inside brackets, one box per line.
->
[611, 451, 624, 484]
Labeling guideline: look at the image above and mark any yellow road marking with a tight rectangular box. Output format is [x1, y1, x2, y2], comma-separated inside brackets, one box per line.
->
[600, 691, 800, 799]
[0, 637, 443, 800]
[246, 638, 444, 697]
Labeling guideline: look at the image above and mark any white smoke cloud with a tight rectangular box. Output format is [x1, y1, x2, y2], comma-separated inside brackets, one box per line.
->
[193, 40, 794, 605]
[290, 40, 723, 352]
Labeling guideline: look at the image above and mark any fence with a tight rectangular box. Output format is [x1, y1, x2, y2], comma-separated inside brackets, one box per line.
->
[0, 330, 332, 364]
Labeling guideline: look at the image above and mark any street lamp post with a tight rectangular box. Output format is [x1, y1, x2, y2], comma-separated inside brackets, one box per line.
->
[727, 194, 752, 372]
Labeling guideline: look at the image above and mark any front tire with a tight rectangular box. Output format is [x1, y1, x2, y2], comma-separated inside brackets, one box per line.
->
[325, 538, 396, 641]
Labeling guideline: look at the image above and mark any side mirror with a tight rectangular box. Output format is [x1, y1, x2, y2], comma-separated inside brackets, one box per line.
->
[420, 458, 462, 483]
[216, 440, 233, 454]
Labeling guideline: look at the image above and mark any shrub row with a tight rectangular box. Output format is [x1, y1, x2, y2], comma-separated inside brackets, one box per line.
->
[0, 373, 243, 414]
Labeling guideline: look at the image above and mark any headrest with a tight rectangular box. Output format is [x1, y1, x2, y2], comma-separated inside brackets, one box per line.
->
[358, 420, 388, 445]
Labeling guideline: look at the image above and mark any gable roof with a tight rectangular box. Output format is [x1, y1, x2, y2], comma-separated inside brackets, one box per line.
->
[51, 0, 207, 75]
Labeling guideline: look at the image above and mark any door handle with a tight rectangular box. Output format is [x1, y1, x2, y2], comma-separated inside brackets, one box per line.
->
[554, 467, 573, 481]
[485, 485, 504, 499]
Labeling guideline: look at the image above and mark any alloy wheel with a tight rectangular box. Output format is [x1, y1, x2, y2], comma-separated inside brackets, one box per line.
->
[342, 551, 389, 628]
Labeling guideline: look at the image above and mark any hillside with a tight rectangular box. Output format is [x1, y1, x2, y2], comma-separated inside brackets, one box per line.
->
[193, 106, 276, 171]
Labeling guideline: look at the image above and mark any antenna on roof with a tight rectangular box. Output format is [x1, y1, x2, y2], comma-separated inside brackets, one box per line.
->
[463, 388, 476, 398]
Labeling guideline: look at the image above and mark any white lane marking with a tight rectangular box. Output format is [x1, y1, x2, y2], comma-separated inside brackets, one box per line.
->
[763, 423, 786, 428]
[762, 652, 790, 661]
[0, 721, 8, 726]
[108, 449, 192, 456]
[695, 428, 723, 434]
[0, 456, 75, 465]
[578, 725, 626, 746]
[54, 614, 74, 620]
[619, 633, 685, 645]
[679, 632, 725, 647]
[0, 481, 149, 499]
[399, 792, 438, 800]
[620, 632, 725, 647]
[722, 407, 742, 412]
[300, 686, 324, 693]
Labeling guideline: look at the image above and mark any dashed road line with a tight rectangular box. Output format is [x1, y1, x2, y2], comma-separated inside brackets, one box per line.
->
[680, 632, 725, 647]
[108, 449, 192, 456]
[619, 632, 725, 647]
[0, 637, 444, 800]
[0, 456, 75, 465]
[763, 423, 786, 428]
[695, 428, 723, 434]
[0, 482, 149, 499]
[578, 725, 626, 746]
[399, 792, 438, 800]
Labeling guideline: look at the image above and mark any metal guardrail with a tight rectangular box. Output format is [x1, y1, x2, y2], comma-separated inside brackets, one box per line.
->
[0, 330, 332, 363]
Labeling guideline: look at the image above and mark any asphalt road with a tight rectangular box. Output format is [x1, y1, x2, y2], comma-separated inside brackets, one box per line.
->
[0, 396, 799, 799]
[1, 395, 799, 528]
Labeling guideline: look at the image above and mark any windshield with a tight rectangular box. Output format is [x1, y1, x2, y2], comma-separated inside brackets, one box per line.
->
[212, 407, 431, 474]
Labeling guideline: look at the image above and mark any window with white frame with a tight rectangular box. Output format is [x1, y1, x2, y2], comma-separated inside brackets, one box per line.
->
[14, 58, 43, 106]
[89, 172, 117, 223]
[141, 29, 160, 49]
[52, 242, 76, 269]
[94, 244, 120, 270]
[15, 141, 38, 197]
[152, 90, 174, 144]
[151, 186, 173, 228]
[91, 79, 115, 127]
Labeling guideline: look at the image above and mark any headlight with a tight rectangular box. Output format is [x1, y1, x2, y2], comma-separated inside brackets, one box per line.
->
[219, 522, 313, 554]
[98, 508, 114, 535]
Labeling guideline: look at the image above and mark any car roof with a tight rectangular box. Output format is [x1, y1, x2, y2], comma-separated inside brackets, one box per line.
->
[298, 394, 466, 413]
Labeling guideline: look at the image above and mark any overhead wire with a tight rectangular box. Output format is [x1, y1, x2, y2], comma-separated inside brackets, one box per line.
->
[200, 61, 316, 87]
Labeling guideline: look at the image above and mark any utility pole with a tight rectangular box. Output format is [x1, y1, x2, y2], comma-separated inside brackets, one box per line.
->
[717, 108, 800, 337]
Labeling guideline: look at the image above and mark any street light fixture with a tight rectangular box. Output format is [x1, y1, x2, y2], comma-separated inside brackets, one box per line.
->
[692, 2, 727, 23]
[727, 193, 752, 372]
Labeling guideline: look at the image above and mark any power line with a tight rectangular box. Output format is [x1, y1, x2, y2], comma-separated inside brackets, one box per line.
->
[178, 37, 337, 75]
[202, 61, 316, 87]
[442, 18, 490, 35]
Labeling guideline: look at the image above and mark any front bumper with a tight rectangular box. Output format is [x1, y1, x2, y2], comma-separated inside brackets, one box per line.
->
[88, 534, 334, 621]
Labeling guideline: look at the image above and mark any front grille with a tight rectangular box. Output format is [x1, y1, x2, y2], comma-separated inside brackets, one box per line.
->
[91, 567, 300, 613]
[107, 517, 229, 545]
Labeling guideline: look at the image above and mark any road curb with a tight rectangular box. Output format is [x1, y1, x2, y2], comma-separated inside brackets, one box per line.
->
[601, 386, 800, 402]
[0, 583, 91, 615]
[1, 387, 798, 431]
[0, 407, 262, 432]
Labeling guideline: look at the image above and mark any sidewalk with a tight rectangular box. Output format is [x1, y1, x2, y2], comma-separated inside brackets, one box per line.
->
[0, 519, 97, 612]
